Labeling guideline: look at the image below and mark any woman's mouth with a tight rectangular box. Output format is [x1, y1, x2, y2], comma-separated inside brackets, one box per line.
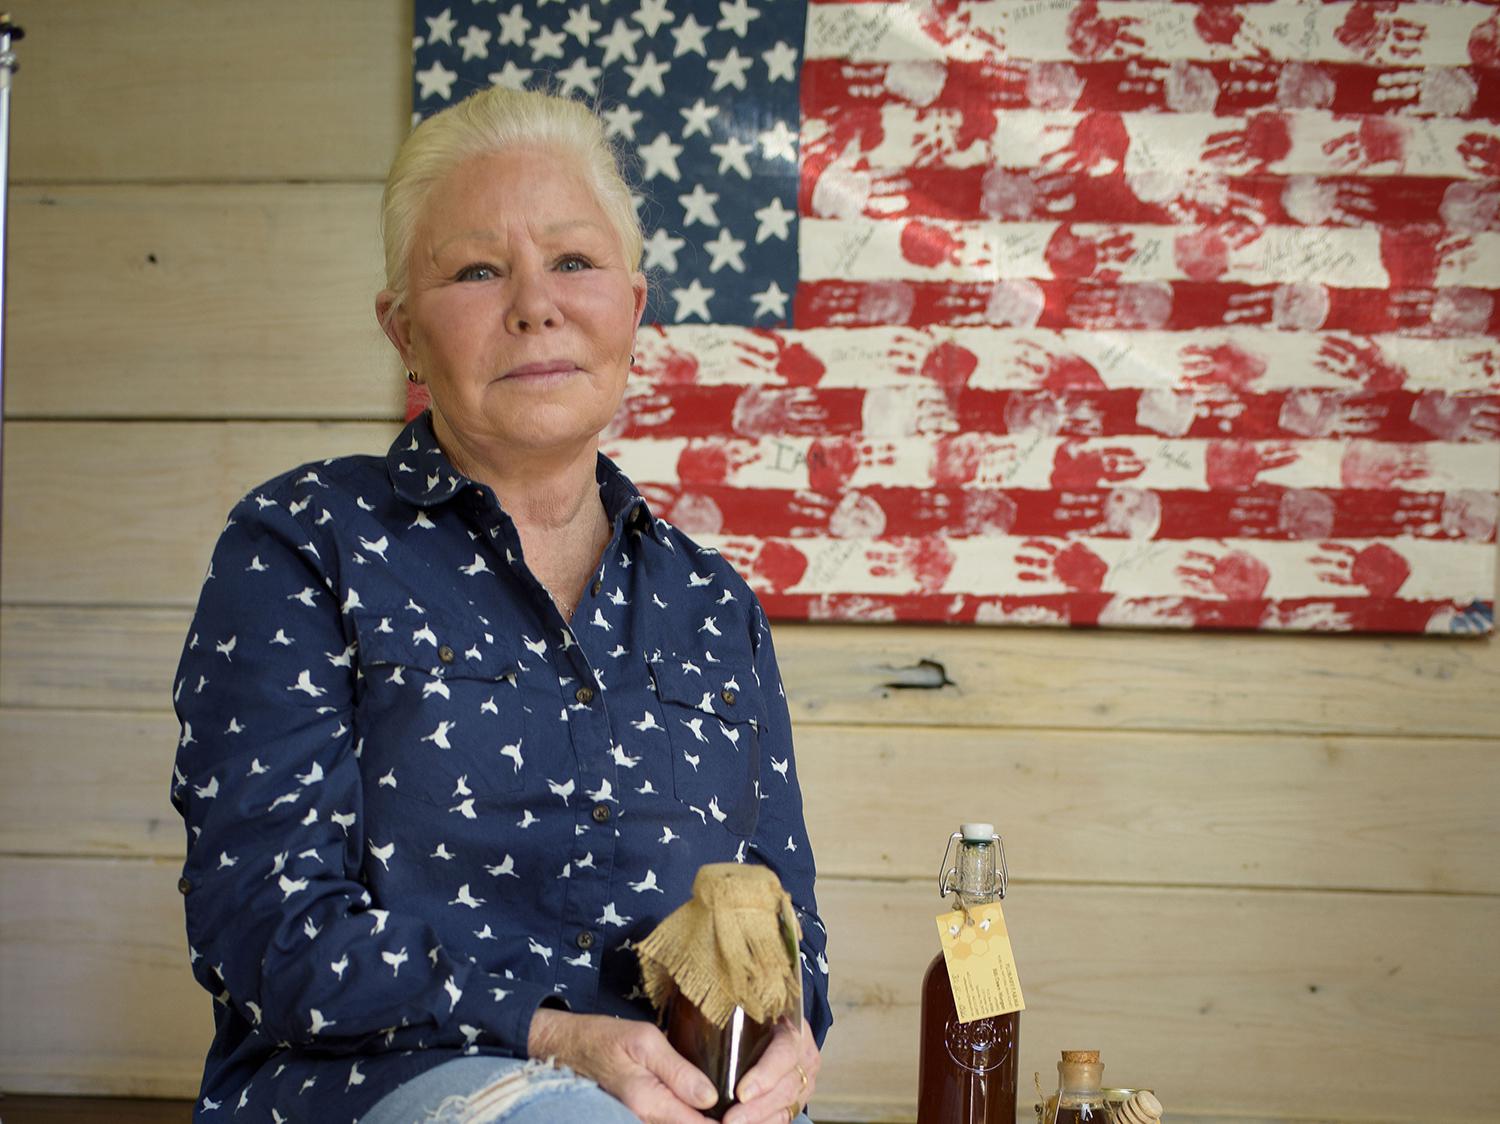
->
[504, 360, 578, 380]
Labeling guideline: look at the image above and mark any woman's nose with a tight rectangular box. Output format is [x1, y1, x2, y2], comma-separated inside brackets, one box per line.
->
[505, 266, 562, 333]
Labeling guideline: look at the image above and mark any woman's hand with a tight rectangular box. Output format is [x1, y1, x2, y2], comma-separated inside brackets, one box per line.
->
[527, 1007, 718, 1124]
[725, 1016, 821, 1124]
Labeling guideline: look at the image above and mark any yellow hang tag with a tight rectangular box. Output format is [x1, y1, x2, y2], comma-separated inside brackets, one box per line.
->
[935, 901, 1026, 1024]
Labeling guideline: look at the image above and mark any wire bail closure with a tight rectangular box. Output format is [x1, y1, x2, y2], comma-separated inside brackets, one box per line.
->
[938, 829, 1008, 901]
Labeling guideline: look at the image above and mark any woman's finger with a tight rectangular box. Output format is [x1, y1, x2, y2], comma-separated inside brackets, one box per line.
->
[628, 1024, 719, 1115]
[725, 1019, 816, 1124]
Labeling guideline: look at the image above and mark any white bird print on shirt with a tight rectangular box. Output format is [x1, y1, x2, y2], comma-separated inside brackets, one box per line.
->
[659, 826, 679, 844]
[217, 851, 237, 869]
[225, 717, 246, 735]
[499, 740, 524, 772]
[631, 711, 663, 733]
[699, 617, 722, 636]
[460, 554, 493, 577]
[681, 659, 702, 675]
[608, 644, 628, 658]
[341, 588, 363, 613]
[193, 775, 219, 799]
[278, 874, 309, 900]
[179, 723, 196, 749]
[652, 594, 669, 609]
[215, 636, 237, 660]
[431, 843, 456, 861]
[585, 779, 614, 804]
[288, 587, 319, 607]
[629, 870, 663, 893]
[451, 799, 477, 819]
[637, 779, 658, 796]
[412, 624, 438, 648]
[330, 955, 348, 980]
[598, 901, 632, 927]
[296, 761, 324, 787]
[444, 976, 463, 1012]
[611, 744, 640, 768]
[289, 497, 310, 517]
[522, 635, 547, 658]
[528, 937, 555, 965]
[358, 536, 389, 561]
[453, 776, 472, 797]
[348, 1062, 366, 1089]
[485, 855, 519, 878]
[421, 721, 457, 749]
[682, 751, 701, 772]
[288, 670, 325, 698]
[608, 587, 628, 605]
[680, 717, 709, 743]
[517, 809, 538, 829]
[771, 757, 789, 780]
[564, 950, 593, 968]
[474, 925, 497, 941]
[785, 836, 797, 852]
[378, 769, 397, 788]
[368, 909, 390, 935]
[708, 797, 728, 823]
[331, 810, 356, 833]
[270, 629, 294, 646]
[717, 588, 736, 605]
[547, 777, 575, 805]
[719, 723, 741, 749]
[689, 572, 714, 587]
[327, 643, 357, 668]
[423, 678, 451, 700]
[381, 948, 407, 976]
[590, 608, 612, 631]
[246, 555, 269, 573]
[481, 696, 500, 715]
[449, 884, 485, 908]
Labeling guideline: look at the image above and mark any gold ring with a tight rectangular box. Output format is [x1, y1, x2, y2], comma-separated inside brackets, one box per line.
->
[794, 1063, 808, 1090]
[785, 1105, 798, 1123]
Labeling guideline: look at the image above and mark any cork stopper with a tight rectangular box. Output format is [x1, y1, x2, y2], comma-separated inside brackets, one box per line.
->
[1057, 1049, 1104, 1094]
[1061, 1050, 1100, 1064]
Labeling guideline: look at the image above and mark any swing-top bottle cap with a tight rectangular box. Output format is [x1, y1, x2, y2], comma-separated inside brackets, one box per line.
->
[960, 822, 995, 841]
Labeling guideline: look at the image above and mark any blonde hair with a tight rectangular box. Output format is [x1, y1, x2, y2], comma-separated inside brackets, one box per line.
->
[380, 87, 643, 312]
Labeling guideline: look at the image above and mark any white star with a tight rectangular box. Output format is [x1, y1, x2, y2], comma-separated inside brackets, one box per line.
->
[679, 183, 721, 227]
[705, 228, 747, 272]
[426, 7, 458, 44]
[762, 39, 797, 82]
[710, 136, 754, 179]
[489, 60, 534, 90]
[563, 4, 601, 45]
[671, 13, 710, 57]
[624, 51, 670, 97]
[530, 25, 567, 60]
[638, 132, 684, 181]
[497, 3, 532, 45]
[633, 0, 673, 37]
[759, 120, 797, 162]
[671, 279, 715, 322]
[751, 280, 790, 320]
[598, 18, 643, 64]
[601, 103, 643, 140]
[457, 24, 492, 60]
[754, 196, 795, 242]
[556, 55, 602, 96]
[707, 47, 753, 92]
[680, 97, 720, 139]
[717, 0, 760, 37]
[415, 61, 459, 101]
[642, 227, 687, 271]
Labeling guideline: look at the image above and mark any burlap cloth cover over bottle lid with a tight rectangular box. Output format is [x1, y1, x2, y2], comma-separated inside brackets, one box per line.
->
[636, 862, 801, 1028]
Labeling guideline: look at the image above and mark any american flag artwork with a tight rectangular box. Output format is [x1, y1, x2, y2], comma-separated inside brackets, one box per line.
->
[409, 1, 1500, 634]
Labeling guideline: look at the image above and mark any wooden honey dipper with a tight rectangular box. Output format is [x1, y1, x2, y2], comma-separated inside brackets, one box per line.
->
[1112, 1091, 1163, 1124]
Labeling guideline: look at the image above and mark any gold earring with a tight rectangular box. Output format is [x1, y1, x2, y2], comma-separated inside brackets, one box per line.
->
[406, 370, 422, 384]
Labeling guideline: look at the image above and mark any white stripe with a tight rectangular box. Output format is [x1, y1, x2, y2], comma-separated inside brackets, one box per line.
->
[806, 2, 1491, 67]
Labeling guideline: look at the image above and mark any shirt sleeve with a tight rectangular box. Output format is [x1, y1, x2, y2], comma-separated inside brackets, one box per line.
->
[742, 597, 833, 1047]
[170, 494, 558, 1055]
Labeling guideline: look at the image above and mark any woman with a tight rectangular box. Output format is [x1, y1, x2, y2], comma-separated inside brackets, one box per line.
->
[170, 86, 830, 1124]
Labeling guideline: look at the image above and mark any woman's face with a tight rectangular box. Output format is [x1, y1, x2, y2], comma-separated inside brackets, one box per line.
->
[380, 146, 647, 466]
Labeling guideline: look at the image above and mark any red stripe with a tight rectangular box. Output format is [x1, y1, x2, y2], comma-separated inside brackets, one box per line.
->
[755, 591, 1480, 632]
[640, 484, 1498, 541]
[619, 386, 1500, 442]
[802, 58, 1500, 120]
[794, 280, 1500, 333]
[802, 166, 1498, 229]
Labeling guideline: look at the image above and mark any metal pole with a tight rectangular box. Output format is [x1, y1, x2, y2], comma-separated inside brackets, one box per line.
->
[0, 14, 21, 593]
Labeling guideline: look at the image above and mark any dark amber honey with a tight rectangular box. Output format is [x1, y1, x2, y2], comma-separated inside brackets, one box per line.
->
[917, 949, 1020, 1124]
[665, 993, 776, 1120]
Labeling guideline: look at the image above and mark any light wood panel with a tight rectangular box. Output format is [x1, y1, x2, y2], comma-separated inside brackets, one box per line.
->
[2, 859, 1493, 1121]
[8, 0, 408, 183]
[5, 708, 1496, 896]
[6, 187, 400, 419]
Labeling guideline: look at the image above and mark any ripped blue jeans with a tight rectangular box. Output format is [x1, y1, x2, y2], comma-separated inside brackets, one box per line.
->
[357, 1056, 815, 1124]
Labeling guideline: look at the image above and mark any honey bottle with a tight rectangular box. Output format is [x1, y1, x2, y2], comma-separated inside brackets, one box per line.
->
[917, 823, 1020, 1124]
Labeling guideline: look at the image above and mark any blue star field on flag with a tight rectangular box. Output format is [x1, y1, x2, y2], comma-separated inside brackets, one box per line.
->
[412, 0, 806, 327]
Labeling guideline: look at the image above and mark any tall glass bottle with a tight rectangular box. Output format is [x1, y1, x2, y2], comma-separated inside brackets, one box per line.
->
[917, 823, 1019, 1124]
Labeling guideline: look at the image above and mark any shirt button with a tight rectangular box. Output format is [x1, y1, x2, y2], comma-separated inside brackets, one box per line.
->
[177, 876, 192, 895]
[575, 685, 595, 705]
[575, 930, 595, 950]
[590, 580, 603, 596]
[591, 803, 611, 824]
[438, 645, 456, 664]
[720, 688, 737, 706]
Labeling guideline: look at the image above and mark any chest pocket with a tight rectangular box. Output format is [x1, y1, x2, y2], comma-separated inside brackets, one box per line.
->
[648, 655, 762, 838]
[352, 609, 533, 803]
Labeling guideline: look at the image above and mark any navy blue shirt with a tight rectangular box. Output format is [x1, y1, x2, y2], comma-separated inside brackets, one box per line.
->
[170, 413, 831, 1122]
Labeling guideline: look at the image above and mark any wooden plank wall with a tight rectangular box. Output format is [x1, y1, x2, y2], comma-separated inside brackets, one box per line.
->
[1, 3, 1496, 1121]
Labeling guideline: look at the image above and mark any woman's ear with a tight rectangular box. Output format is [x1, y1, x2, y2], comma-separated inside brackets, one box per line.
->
[376, 290, 415, 366]
[630, 272, 648, 333]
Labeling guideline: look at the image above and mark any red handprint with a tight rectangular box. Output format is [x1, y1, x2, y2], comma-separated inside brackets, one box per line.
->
[1052, 441, 1147, 488]
[1281, 176, 1376, 227]
[980, 166, 1075, 220]
[1275, 62, 1336, 109]
[1322, 117, 1408, 172]
[730, 387, 830, 437]
[806, 436, 863, 493]
[1278, 389, 1387, 438]
[1101, 488, 1163, 538]
[1194, 6, 1245, 48]
[1066, 0, 1146, 61]
[931, 433, 985, 486]
[1045, 224, 1136, 281]
[1272, 282, 1331, 330]
[1016, 340, 1107, 392]
[983, 279, 1047, 328]
[1441, 490, 1499, 542]
[1278, 489, 1337, 540]
[733, 332, 828, 387]
[1203, 112, 1293, 172]
[1181, 340, 1268, 392]
[1439, 181, 1500, 235]
[717, 540, 809, 594]
[635, 329, 701, 384]
[1066, 281, 1174, 330]
[827, 491, 888, 538]
[1334, 2, 1426, 62]
[900, 220, 966, 268]
[1470, 10, 1500, 66]
[1432, 289, 1495, 336]
[1025, 61, 1086, 111]
[1314, 336, 1409, 392]
[1205, 440, 1300, 489]
[1043, 111, 1131, 175]
[1408, 391, 1500, 442]
[1459, 133, 1500, 177]
[1135, 388, 1197, 438]
[1311, 542, 1411, 598]
[1173, 227, 1231, 282]
[663, 491, 725, 535]
[1016, 539, 1110, 592]
[1176, 548, 1271, 600]
[866, 538, 955, 593]
[1340, 441, 1429, 488]
[676, 441, 756, 486]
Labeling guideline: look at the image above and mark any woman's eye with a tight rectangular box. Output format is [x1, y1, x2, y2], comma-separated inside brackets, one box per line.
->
[456, 264, 497, 282]
[556, 255, 593, 273]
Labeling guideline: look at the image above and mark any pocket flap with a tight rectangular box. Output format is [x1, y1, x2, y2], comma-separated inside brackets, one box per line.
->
[352, 609, 520, 680]
[648, 654, 761, 725]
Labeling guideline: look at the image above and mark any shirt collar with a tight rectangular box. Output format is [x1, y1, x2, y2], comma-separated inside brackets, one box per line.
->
[386, 412, 664, 543]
